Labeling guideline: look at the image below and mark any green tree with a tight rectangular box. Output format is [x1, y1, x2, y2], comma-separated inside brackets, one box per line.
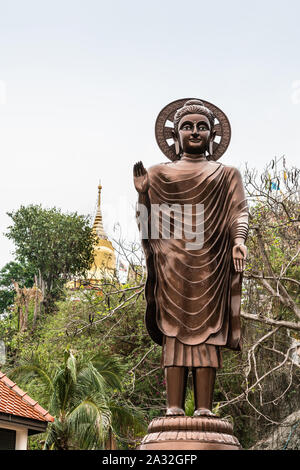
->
[0, 261, 35, 314]
[5, 205, 95, 312]
[11, 350, 146, 449]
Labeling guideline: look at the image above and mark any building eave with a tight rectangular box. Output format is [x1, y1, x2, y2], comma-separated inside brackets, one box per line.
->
[0, 412, 49, 435]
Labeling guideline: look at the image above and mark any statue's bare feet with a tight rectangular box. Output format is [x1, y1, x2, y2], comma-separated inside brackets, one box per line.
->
[193, 408, 216, 417]
[133, 161, 149, 194]
[166, 407, 185, 417]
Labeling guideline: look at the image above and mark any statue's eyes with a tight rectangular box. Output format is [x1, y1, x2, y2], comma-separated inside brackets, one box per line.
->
[181, 124, 208, 131]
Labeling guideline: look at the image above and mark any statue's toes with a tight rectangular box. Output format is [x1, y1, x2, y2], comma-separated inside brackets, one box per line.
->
[193, 408, 216, 417]
[166, 407, 185, 416]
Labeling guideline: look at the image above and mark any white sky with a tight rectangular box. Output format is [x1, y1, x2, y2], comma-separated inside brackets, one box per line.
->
[0, 0, 299, 267]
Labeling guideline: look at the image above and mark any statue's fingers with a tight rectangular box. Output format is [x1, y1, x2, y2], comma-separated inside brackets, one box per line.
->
[139, 161, 145, 175]
[133, 163, 139, 176]
[137, 162, 143, 177]
[238, 259, 243, 272]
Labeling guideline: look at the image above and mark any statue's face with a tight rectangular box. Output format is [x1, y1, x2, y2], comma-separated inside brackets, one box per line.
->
[177, 113, 212, 155]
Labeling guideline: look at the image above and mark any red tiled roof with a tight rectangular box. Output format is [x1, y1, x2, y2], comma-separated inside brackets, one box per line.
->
[0, 371, 54, 423]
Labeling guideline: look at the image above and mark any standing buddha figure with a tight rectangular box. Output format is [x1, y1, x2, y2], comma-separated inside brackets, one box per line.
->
[133, 99, 248, 417]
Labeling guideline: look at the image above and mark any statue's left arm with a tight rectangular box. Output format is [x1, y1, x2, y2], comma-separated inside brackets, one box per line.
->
[229, 168, 249, 273]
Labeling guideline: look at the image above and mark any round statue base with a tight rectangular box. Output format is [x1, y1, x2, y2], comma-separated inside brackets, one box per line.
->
[138, 415, 241, 450]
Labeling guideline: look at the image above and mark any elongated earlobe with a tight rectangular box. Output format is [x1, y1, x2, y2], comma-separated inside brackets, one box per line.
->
[207, 130, 216, 159]
[208, 139, 214, 157]
[172, 130, 181, 158]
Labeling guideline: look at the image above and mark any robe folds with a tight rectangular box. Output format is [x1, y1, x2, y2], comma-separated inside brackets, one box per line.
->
[138, 158, 248, 352]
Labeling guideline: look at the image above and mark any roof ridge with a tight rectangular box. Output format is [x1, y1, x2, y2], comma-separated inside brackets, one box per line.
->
[0, 369, 54, 422]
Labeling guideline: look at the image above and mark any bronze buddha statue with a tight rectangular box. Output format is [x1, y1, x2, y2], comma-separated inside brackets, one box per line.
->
[133, 99, 248, 418]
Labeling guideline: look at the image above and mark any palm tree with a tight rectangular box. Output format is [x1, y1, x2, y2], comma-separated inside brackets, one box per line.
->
[10, 350, 146, 449]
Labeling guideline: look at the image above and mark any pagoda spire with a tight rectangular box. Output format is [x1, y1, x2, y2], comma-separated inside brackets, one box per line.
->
[92, 182, 108, 240]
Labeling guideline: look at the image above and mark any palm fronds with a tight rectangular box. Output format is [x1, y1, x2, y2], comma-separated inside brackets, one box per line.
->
[10, 349, 144, 449]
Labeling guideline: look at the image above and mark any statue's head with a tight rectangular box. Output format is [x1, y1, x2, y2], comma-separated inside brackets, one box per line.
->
[172, 99, 216, 158]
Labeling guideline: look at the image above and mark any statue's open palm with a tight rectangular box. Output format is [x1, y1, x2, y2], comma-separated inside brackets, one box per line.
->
[232, 244, 247, 272]
[133, 161, 149, 193]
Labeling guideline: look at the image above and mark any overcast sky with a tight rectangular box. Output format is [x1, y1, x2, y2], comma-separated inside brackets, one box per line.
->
[0, 0, 299, 267]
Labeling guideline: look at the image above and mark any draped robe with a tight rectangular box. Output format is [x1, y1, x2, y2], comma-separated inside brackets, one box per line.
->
[138, 158, 248, 353]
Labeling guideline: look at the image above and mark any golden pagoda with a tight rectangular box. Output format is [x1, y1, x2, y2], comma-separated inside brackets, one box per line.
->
[66, 184, 116, 289]
[87, 183, 116, 283]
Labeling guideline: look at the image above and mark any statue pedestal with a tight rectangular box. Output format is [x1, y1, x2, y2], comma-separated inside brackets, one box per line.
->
[138, 415, 241, 450]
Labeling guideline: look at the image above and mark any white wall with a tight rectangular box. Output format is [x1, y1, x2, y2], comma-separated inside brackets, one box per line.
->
[0, 422, 28, 450]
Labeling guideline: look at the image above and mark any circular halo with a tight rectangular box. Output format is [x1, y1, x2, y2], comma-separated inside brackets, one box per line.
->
[155, 98, 231, 161]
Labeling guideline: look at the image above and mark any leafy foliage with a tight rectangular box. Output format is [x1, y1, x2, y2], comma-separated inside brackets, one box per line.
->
[10, 350, 146, 449]
[5, 205, 96, 311]
[0, 261, 35, 314]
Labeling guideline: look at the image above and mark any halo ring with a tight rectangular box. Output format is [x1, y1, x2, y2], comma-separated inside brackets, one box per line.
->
[155, 98, 231, 161]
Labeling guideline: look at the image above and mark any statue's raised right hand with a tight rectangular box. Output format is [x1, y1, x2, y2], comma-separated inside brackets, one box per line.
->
[133, 161, 149, 194]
